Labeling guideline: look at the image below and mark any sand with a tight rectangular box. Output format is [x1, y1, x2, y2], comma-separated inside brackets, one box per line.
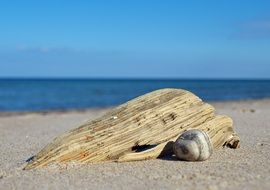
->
[0, 99, 270, 190]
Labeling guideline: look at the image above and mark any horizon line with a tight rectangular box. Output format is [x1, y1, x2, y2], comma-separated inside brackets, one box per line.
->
[0, 77, 270, 81]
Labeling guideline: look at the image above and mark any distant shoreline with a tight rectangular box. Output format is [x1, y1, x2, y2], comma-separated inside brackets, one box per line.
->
[1, 98, 269, 117]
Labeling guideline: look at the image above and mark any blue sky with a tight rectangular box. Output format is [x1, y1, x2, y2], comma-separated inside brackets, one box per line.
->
[0, 0, 269, 78]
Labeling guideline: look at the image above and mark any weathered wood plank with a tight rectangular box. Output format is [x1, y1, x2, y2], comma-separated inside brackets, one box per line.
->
[24, 88, 240, 170]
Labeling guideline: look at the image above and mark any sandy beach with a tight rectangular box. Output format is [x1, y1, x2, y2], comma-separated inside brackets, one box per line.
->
[0, 99, 269, 190]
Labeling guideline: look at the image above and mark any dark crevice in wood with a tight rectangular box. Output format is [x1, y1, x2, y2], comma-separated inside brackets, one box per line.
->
[131, 144, 158, 152]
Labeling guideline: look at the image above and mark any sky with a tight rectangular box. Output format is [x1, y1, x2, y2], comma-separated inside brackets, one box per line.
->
[0, 0, 270, 79]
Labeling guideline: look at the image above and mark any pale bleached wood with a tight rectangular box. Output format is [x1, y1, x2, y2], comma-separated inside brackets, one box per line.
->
[24, 88, 240, 170]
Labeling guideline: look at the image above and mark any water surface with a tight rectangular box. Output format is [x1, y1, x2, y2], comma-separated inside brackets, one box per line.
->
[0, 79, 269, 111]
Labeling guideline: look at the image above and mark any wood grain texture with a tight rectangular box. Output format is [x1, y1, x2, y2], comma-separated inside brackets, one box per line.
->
[24, 88, 240, 170]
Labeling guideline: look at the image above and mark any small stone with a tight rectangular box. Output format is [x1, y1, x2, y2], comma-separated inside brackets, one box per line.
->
[173, 129, 213, 161]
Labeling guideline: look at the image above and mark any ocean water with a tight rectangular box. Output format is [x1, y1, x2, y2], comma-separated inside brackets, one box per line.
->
[0, 79, 270, 111]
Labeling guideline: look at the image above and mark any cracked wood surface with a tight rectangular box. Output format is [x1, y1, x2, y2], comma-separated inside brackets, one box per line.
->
[24, 89, 240, 170]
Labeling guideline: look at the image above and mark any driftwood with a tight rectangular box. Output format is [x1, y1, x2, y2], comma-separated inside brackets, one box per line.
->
[24, 89, 240, 170]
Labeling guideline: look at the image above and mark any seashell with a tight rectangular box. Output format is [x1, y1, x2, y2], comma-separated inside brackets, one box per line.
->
[24, 88, 240, 170]
[173, 129, 213, 161]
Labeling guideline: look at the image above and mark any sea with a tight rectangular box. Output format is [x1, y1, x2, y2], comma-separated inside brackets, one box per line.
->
[0, 79, 270, 111]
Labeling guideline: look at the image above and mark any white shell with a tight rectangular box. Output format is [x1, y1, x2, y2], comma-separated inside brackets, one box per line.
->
[173, 129, 213, 161]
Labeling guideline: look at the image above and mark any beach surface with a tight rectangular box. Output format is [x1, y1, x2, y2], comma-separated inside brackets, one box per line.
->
[0, 99, 269, 190]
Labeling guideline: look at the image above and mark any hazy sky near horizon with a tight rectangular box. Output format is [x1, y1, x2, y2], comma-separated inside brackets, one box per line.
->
[0, 0, 270, 78]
